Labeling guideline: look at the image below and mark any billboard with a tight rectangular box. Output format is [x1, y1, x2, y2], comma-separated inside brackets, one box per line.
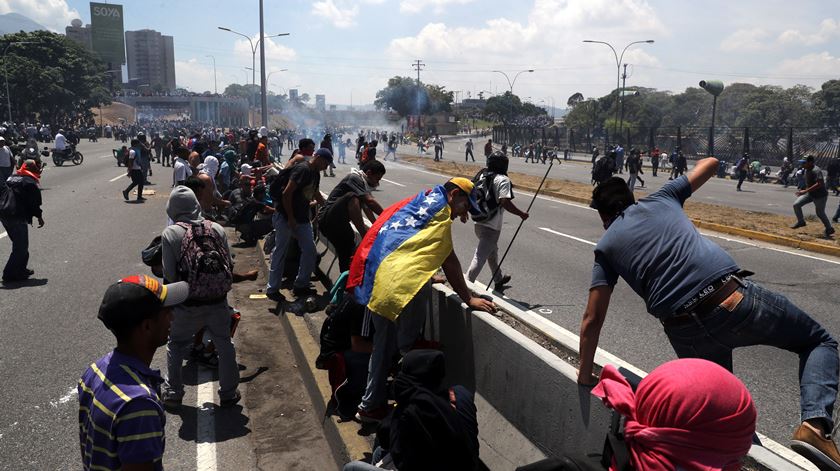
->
[288, 89, 299, 102]
[315, 94, 325, 111]
[90, 2, 125, 66]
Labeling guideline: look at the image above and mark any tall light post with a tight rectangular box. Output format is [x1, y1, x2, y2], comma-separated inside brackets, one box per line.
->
[266, 68, 287, 84]
[491, 69, 534, 95]
[3, 41, 38, 123]
[582, 39, 654, 145]
[699, 80, 725, 157]
[205, 55, 217, 94]
[218, 25, 289, 125]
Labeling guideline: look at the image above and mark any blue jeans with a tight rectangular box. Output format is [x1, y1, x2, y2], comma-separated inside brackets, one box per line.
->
[164, 301, 240, 401]
[1, 218, 29, 280]
[266, 213, 316, 293]
[359, 284, 430, 412]
[664, 280, 839, 426]
[343, 447, 387, 471]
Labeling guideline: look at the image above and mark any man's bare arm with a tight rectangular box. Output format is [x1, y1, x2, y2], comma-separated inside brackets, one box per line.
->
[687, 157, 720, 193]
[577, 285, 613, 385]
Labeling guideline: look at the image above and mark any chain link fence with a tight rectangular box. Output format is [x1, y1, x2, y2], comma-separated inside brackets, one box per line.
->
[493, 125, 840, 167]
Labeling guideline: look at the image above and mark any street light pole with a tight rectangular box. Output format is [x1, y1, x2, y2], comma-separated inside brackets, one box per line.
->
[491, 69, 533, 137]
[583, 39, 654, 146]
[218, 26, 289, 127]
[206, 55, 217, 94]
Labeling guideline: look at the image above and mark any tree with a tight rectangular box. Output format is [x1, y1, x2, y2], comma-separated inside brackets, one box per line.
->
[567, 92, 584, 108]
[1, 30, 110, 124]
[483, 91, 547, 124]
[814, 80, 840, 129]
[299, 93, 310, 104]
[374, 76, 454, 116]
[223, 83, 260, 106]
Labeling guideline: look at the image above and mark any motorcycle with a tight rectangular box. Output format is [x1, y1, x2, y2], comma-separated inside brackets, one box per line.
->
[51, 143, 84, 166]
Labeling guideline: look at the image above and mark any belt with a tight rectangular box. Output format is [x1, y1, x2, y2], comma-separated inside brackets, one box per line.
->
[662, 276, 742, 328]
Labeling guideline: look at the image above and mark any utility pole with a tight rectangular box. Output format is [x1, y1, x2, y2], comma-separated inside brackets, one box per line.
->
[412, 59, 425, 132]
[618, 63, 628, 141]
[259, 0, 268, 127]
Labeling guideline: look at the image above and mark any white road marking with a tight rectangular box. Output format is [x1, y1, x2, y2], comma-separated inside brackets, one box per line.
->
[381, 178, 405, 187]
[196, 367, 217, 470]
[539, 227, 596, 246]
[49, 387, 78, 408]
[0, 232, 6, 240]
[700, 231, 840, 266]
[98, 154, 112, 159]
[109, 174, 125, 182]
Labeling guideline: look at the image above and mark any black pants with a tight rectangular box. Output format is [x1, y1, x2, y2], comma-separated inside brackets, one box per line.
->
[125, 169, 144, 199]
[737, 171, 747, 190]
[320, 220, 356, 273]
[652, 162, 659, 176]
[465, 149, 474, 161]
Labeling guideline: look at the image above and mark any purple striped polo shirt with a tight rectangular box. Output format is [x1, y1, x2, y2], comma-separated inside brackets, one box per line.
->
[78, 349, 166, 470]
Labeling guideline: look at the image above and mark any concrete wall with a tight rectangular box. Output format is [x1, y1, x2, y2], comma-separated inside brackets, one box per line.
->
[315, 237, 812, 471]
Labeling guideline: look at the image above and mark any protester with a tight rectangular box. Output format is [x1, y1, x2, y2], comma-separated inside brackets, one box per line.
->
[172, 147, 192, 187]
[122, 139, 145, 202]
[0, 159, 43, 283]
[465, 138, 475, 162]
[577, 159, 840, 470]
[484, 138, 492, 160]
[78, 275, 189, 471]
[343, 350, 480, 471]
[321, 133, 337, 177]
[348, 177, 497, 423]
[735, 153, 749, 191]
[467, 152, 528, 290]
[0, 137, 13, 182]
[790, 155, 835, 238]
[161, 186, 240, 408]
[318, 160, 385, 272]
[265, 148, 331, 301]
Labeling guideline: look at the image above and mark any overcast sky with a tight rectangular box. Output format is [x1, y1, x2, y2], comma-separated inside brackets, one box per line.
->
[3, 0, 839, 108]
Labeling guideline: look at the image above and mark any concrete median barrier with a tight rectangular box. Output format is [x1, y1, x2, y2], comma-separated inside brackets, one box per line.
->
[309, 231, 814, 470]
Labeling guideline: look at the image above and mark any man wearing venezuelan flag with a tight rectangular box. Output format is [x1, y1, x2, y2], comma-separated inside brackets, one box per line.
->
[348, 177, 498, 423]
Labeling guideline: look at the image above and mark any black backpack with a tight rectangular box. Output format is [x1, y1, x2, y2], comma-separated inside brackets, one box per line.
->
[471, 169, 499, 222]
[268, 165, 294, 204]
[592, 157, 615, 184]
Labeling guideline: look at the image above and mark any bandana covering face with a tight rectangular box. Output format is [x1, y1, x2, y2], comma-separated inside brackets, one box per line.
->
[592, 359, 756, 471]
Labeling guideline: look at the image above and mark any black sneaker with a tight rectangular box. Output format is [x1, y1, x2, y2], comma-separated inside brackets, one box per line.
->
[790, 222, 806, 229]
[494, 274, 511, 290]
[122, 189, 129, 201]
[266, 291, 285, 303]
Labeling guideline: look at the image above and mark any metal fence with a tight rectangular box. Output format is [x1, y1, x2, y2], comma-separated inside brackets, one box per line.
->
[493, 125, 840, 167]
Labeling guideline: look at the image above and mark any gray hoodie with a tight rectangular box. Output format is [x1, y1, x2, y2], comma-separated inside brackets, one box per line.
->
[161, 186, 230, 283]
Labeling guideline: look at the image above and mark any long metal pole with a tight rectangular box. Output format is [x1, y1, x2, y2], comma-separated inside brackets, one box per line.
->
[259, 0, 268, 127]
[486, 158, 554, 290]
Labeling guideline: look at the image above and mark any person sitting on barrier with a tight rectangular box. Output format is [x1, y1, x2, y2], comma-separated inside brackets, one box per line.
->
[518, 358, 756, 471]
[228, 183, 274, 247]
[318, 160, 386, 272]
[348, 178, 497, 424]
[577, 158, 840, 470]
[342, 350, 480, 471]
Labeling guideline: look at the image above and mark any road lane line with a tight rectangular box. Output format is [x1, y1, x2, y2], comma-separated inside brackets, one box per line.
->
[539, 227, 596, 246]
[381, 178, 405, 187]
[196, 368, 217, 470]
[700, 231, 840, 266]
[0, 232, 6, 239]
[109, 174, 125, 182]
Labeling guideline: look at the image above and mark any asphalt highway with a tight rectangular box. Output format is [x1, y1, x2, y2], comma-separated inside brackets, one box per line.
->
[421, 136, 840, 218]
[2, 139, 838, 466]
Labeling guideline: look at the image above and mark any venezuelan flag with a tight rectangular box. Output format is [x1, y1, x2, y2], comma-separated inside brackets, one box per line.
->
[347, 185, 453, 321]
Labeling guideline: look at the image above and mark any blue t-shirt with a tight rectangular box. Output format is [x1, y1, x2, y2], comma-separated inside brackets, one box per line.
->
[590, 176, 739, 318]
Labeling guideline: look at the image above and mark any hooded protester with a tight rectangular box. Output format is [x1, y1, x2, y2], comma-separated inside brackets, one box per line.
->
[0, 159, 44, 282]
[160, 186, 240, 408]
[343, 350, 480, 471]
[592, 359, 756, 471]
